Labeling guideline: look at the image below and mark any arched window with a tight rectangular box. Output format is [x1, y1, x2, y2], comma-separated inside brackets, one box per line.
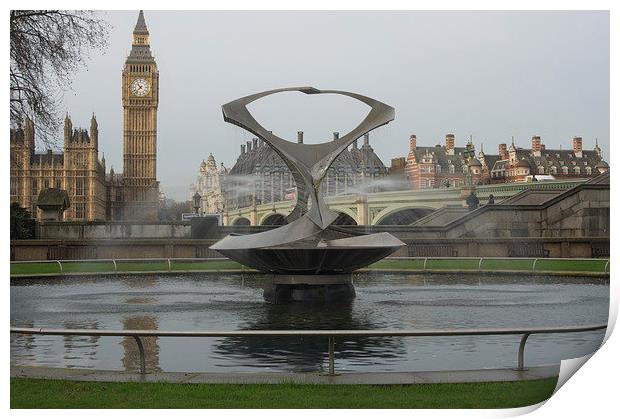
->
[436, 165, 442, 174]
[449, 164, 455, 174]
[574, 166, 581, 175]
[550, 166, 557, 175]
[463, 166, 468, 174]
[586, 166, 592, 175]
[538, 166, 545, 174]
[562, 166, 568, 175]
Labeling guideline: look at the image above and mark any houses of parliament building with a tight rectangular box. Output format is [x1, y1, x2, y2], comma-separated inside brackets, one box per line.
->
[10, 11, 160, 221]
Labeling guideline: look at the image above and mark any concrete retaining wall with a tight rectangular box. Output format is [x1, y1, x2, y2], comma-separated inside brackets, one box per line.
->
[10, 237, 609, 261]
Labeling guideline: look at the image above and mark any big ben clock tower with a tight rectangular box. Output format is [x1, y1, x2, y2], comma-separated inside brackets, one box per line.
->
[121, 10, 159, 220]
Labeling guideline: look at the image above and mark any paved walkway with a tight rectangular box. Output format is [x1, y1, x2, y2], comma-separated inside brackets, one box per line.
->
[11, 365, 559, 385]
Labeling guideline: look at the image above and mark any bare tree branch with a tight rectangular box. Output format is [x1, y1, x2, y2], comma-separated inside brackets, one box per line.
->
[10, 10, 110, 147]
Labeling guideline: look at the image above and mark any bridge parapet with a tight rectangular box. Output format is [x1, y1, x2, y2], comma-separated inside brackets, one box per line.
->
[224, 180, 586, 226]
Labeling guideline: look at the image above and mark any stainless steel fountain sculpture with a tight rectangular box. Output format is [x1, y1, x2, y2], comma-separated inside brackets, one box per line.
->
[210, 87, 405, 302]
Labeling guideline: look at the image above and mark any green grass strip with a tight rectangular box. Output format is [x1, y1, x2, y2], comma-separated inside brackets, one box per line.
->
[11, 258, 607, 276]
[10, 377, 558, 409]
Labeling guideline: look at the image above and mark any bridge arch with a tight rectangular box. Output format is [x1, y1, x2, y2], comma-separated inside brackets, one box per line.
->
[231, 216, 251, 226]
[260, 212, 288, 226]
[373, 206, 435, 226]
[327, 206, 358, 224]
[332, 211, 357, 226]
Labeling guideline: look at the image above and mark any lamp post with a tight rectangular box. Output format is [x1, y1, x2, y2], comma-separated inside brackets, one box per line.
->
[192, 192, 201, 215]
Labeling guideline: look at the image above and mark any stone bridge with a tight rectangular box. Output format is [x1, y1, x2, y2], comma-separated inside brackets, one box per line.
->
[223, 180, 585, 226]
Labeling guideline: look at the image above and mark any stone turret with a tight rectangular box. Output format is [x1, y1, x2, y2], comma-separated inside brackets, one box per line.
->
[64, 114, 73, 148]
[297, 131, 304, 144]
[90, 113, 98, 151]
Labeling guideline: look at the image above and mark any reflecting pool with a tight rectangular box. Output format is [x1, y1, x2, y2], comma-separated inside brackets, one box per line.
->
[10, 272, 609, 373]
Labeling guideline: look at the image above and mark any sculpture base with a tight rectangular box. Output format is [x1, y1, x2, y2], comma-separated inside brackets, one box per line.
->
[262, 274, 355, 304]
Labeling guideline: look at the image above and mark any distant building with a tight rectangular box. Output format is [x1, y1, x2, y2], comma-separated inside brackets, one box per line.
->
[10, 115, 107, 220]
[490, 136, 608, 183]
[404, 134, 607, 189]
[189, 153, 228, 214]
[223, 131, 388, 210]
[10, 11, 162, 221]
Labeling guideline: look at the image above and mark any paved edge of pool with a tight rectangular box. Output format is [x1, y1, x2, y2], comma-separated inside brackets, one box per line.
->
[11, 364, 560, 385]
[9, 269, 610, 279]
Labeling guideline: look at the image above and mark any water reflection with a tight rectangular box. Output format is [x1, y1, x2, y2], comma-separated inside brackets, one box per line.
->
[213, 300, 406, 372]
[63, 320, 100, 368]
[122, 315, 161, 373]
[10, 272, 609, 373]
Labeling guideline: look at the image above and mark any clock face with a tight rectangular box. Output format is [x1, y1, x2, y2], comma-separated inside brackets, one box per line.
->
[130, 78, 150, 97]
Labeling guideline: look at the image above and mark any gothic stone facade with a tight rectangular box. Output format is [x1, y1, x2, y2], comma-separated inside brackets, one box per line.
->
[10, 116, 107, 220]
[10, 11, 160, 221]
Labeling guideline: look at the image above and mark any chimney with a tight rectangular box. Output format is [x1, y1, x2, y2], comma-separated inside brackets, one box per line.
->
[333, 132, 339, 141]
[445, 134, 455, 155]
[363, 133, 370, 146]
[572, 136, 583, 158]
[409, 135, 417, 153]
[297, 131, 304, 144]
[252, 138, 258, 149]
[240, 144, 246, 155]
[499, 143, 508, 160]
[531, 136, 542, 156]
[246, 140, 252, 152]
[352, 139, 358, 149]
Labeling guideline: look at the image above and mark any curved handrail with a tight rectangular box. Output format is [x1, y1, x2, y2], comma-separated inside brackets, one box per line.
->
[10, 324, 607, 375]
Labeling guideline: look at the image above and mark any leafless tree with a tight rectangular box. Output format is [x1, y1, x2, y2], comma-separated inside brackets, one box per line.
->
[10, 10, 110, 147]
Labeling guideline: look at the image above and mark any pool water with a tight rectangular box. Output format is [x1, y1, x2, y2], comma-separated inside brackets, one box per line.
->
[10, 272, 609, 373]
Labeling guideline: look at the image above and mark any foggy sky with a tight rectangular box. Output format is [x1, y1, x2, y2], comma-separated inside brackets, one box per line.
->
[56, 10, 609, 200]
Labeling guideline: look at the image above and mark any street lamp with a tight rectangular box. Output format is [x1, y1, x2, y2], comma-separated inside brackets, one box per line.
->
[192, 192, 201, 215]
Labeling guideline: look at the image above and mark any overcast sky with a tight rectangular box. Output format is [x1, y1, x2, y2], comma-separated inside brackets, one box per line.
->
[57, 10, 609, 200]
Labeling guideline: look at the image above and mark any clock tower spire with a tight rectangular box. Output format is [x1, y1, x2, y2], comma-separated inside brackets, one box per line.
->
[121, 10, 159, 220]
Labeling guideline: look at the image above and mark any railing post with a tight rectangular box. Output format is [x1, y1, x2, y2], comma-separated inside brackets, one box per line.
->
[328, 336, 335, 376]
[57, 260, 63, 272]
[112, 259, 117, 272]
[133, 335, 146, 374]
[423, 258, 428, 270]
[517, 333, 530, 371]
[168, 258, 172, 271]
[532, 259, 538, 272]
[478, 257, 483, 271]
[604, 260, 610, 273]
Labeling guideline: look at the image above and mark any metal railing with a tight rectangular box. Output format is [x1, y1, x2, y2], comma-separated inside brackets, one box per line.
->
[10, 257, 236, 274]
[10, 324, 607, 376]
[10, 256, 610, 274]
[386, 256, 610, 273]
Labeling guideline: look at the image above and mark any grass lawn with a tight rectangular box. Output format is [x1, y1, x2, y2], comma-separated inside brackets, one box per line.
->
[11, 258, 607, 276]
[10, 377, 558, 409]
[10, 260, 245, 275]
[368, 258, 607, 273]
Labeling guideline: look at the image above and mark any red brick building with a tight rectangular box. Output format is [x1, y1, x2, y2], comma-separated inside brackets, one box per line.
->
[403, 134, 608, 189]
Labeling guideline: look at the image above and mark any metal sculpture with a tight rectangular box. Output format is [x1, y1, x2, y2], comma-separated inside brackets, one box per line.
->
[210, 87, 405, 300]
